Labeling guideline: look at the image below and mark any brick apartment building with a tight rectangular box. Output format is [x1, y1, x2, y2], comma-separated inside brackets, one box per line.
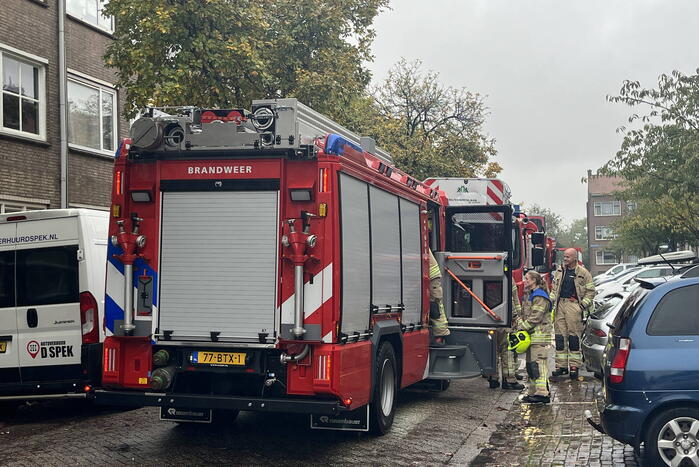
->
[586, 170, 638, 276]
[0, 0, 127, 213]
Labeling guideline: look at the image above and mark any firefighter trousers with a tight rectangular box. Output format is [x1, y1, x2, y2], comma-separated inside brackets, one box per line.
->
[553, 300, 584, 370]
[494, 328, 515, 382]
[525, 344, 550, 396]
[430, 300, 450, 337]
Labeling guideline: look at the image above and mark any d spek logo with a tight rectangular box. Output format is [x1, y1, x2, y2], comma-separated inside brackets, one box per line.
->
[27, 340, 40, 359]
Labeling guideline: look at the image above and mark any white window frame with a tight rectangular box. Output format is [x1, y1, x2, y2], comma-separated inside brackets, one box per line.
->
[67, 72, 117, 157]
[596, 250, 619, 265]
[594, 201, 621, 216]
[595, 225, 617, 241]
[66, 0, 114, 33]
[0, 195, 49, 213]
[0, 44, 47, 141]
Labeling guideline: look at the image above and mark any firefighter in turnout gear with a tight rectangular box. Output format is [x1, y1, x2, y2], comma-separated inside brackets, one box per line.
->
[518, 270, 552, 404]
[489, 284, 524, 389]
[549, 248, 595, 379]
[429, 249, 450, 345]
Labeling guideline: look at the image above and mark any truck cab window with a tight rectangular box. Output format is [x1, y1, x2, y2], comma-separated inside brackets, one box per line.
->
[449, 212, 506, 252]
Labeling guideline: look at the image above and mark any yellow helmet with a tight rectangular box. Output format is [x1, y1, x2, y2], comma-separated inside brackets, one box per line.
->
[508, 330, 531, 354]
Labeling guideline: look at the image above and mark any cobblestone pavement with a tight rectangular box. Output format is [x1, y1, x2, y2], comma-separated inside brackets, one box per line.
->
[470, 372, 641, 466]
[0, 377, 517, 466]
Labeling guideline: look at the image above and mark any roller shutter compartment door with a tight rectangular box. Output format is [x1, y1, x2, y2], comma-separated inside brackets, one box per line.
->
[159, 191, 278, 341]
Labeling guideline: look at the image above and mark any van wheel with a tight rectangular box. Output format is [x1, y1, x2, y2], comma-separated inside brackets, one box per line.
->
[644, 407, 699, 466]
[370, 342, 398, 435]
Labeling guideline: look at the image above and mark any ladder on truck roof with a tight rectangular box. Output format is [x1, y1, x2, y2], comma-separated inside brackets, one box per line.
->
[129, 98, 393, 165]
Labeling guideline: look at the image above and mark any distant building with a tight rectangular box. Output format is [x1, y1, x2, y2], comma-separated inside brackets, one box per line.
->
[586, 170, 637, 276]
[1, 0, 127, 213]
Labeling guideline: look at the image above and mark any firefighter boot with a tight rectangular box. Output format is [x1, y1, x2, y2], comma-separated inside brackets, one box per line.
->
[521, 394, 551, 404]
[488, 377, 500, 389]
[551, 368, 568, 377]
[502, 380, 525, 390]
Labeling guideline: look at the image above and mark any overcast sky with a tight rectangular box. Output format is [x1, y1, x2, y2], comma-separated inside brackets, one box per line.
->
[366, 0, 699, 225]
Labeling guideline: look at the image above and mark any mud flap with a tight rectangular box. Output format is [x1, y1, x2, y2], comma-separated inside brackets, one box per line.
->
[160, 406, 212, 423]
[310, 405, 369, 432]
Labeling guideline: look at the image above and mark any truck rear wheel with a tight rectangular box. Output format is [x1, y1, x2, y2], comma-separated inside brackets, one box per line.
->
[370, 342, 398, 435]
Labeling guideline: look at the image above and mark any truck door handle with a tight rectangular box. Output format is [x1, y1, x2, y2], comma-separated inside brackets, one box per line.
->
[27, 308, 38, 328]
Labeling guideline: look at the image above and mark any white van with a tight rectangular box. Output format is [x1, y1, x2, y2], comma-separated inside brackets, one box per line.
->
[0, 209, 108, 403]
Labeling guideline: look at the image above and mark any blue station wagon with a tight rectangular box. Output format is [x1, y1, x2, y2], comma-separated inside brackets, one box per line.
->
[589, 277, 699, 466]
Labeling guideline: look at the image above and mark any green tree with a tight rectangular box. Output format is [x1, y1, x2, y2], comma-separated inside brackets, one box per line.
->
[348, 59, 500, 181]
[601, 69, 699, 250]
[522, 203, 564, 239]
[103, 0, 388, 118]
[556, 218, 589, 267]
[610, 197, 699, 256]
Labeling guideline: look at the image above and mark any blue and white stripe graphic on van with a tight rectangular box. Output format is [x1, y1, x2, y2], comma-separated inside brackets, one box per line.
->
[104, 242, 158, 335]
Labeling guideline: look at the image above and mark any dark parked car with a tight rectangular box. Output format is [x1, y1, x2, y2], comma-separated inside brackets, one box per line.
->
[581, 293, 626, 379]
[587, 277, 699, 466]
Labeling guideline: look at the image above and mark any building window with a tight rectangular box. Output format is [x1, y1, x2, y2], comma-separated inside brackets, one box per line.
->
[67, 76, 116, 155]
[594, 201, 621, 216]
[626, 201, 637, 213]
[1, 51, 45, 139]
[596, 250, 618, 265]
[67, 0, 114, 33]
[627, 255, 639, 264]
[0, 197, 49, 213]
[595, 226, 617, 240]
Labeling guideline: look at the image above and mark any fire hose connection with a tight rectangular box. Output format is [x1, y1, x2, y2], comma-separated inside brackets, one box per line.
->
[152, 349, 170, 367]
[280, 345, 310, 365]
[150, 365, 176, 391]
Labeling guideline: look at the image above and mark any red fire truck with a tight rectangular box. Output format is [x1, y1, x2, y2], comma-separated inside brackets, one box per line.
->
[421, 178, 546, 375]
[94, 99, 518, 432]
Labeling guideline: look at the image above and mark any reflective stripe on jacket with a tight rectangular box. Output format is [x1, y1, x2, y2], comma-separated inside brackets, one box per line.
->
[550, 264, 595, 312]
[520, 289, 552, 344]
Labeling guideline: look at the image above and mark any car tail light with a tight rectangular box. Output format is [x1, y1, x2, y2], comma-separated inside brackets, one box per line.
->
[80, 291, 99, 344]
[609, 337, 631, 384]
[592, 328, 607, 338]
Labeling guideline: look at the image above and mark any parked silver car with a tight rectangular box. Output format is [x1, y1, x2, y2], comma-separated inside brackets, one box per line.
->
[582, 293, 627, 378]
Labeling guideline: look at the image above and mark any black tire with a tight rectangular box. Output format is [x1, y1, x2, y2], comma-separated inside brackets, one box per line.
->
[644, 407, 699, 467]
[370, 342, 398, 435]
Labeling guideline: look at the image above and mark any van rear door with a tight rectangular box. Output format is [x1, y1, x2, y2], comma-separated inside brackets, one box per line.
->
[0, 221, 19, 386]
[15, 218, 82, 383]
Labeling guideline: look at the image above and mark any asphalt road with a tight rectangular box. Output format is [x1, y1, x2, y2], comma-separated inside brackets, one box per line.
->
[0, 377, 517, 466]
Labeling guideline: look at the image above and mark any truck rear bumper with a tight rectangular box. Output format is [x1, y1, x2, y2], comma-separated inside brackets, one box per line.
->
[94, 389, 344, 415]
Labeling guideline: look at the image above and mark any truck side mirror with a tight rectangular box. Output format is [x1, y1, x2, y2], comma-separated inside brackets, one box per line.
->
[531, 232, 545, 246]
[531, 247, 545, 267]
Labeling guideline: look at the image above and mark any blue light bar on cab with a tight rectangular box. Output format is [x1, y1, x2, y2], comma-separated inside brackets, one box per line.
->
[325, 134, 363, 156]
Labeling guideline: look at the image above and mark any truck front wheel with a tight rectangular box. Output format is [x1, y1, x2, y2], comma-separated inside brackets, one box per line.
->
[370, 341, 398, 435]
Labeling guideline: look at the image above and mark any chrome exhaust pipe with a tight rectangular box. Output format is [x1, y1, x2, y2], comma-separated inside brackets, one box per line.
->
[280, 344, 310, 364]
[292, 264, 306, 339]
[123, 263, 135, 335]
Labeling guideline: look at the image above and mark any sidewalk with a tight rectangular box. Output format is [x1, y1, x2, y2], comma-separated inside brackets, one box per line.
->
[469, 373, 641, 466]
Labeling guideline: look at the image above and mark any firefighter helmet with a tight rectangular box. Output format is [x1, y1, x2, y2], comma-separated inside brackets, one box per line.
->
[508, 330, 531, 354]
